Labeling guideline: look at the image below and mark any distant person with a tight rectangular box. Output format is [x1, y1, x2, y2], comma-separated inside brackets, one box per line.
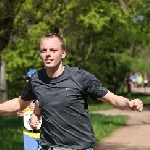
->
[17, 69, 42, 150]
[143, 73, 149, 93]
[137, 72, 143, 88]
[131, 72, 138, 87]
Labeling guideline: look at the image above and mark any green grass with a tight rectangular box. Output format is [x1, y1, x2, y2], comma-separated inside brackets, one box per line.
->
[0, 115, 23, 150]
[88, 102, 113, 111]
[88, 98, 113, 111]
[91, 114, 129, 144]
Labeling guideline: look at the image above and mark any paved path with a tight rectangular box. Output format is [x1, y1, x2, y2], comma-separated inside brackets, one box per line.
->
[93, 87, 150, 150]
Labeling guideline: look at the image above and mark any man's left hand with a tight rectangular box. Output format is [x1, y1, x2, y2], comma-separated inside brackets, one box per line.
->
[129, 99, 143, 112]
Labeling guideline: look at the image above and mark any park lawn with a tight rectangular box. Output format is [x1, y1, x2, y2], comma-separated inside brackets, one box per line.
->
[91, 114, 129, 144]
[0, 115, 23, 150]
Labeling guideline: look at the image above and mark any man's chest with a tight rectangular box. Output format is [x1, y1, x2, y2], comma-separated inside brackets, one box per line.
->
[33, 79, 83, 108]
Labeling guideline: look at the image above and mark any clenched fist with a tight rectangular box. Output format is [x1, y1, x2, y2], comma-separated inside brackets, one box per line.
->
[129, 99, 143, 112]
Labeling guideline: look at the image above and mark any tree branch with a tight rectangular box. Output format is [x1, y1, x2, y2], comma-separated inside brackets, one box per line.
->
[118, 0, 127, 13]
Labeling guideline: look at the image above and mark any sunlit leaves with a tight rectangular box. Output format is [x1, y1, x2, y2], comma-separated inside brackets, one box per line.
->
[2, 0, 150, 96]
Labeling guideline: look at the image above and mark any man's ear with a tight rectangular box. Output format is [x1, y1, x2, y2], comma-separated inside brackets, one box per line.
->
[62, 50, 66, 59]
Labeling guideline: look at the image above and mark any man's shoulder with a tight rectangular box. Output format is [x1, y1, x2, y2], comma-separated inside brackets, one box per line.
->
[66, 65, 89, 75]
[66, 65, 79, 70]
[66, 65, 93, 82]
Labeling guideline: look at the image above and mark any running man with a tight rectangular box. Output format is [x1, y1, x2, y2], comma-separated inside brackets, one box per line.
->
[0, 33, 143, 150]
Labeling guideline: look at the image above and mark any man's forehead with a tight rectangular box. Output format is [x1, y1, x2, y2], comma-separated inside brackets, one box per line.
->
[40, 37, 61, 47]
[41, 37, 60, 43]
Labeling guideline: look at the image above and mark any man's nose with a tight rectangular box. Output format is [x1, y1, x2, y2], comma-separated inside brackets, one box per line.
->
[46, 50, 51, 56]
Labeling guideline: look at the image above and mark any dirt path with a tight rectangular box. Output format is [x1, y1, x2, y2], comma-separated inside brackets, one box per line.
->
[93, 87, 150, 150]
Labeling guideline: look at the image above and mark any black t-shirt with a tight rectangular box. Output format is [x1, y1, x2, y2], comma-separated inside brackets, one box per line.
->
[21, 65, 108, 150]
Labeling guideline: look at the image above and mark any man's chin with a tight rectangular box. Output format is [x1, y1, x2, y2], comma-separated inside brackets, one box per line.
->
[44, 62, 61, 68]
[45, 65, 53, 68]
[44, 64, 55, 68]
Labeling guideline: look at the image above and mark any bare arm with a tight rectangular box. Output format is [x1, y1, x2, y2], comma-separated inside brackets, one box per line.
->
[0, 96, 32, 114]
[98, 90, 143, 111]
[33, 100, 41, 117]
[17, 100, 35, 117]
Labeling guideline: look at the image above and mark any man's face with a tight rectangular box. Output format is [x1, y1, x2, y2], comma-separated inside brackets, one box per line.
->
[39, 37, 66, 68]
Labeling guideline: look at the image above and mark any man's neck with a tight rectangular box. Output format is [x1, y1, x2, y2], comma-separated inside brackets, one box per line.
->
[45, 64, 64, 78]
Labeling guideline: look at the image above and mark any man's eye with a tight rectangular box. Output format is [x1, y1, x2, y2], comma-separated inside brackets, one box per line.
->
[41, 49, 46, 53]
[51, 49, 57, 53]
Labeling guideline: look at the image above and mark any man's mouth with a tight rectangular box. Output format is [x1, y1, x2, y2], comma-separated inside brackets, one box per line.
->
[45, 59, 54, 61]
[45, 59, 54, 63]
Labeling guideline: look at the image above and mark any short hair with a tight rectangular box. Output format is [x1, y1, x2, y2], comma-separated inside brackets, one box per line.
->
[40, 33, 66, 50]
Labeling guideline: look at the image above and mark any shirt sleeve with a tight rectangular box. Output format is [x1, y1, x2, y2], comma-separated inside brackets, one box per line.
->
[81, 69, 108, 99]
[20, 79, 36, 101]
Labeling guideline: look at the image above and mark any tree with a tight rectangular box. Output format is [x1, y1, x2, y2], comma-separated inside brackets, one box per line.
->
[0, 0, 25, 53]
[2, 0, 150, 98]
[0, 0, 25, 102]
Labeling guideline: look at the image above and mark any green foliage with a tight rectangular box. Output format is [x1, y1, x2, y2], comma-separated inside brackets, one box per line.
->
[1, 0, 150, 97]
